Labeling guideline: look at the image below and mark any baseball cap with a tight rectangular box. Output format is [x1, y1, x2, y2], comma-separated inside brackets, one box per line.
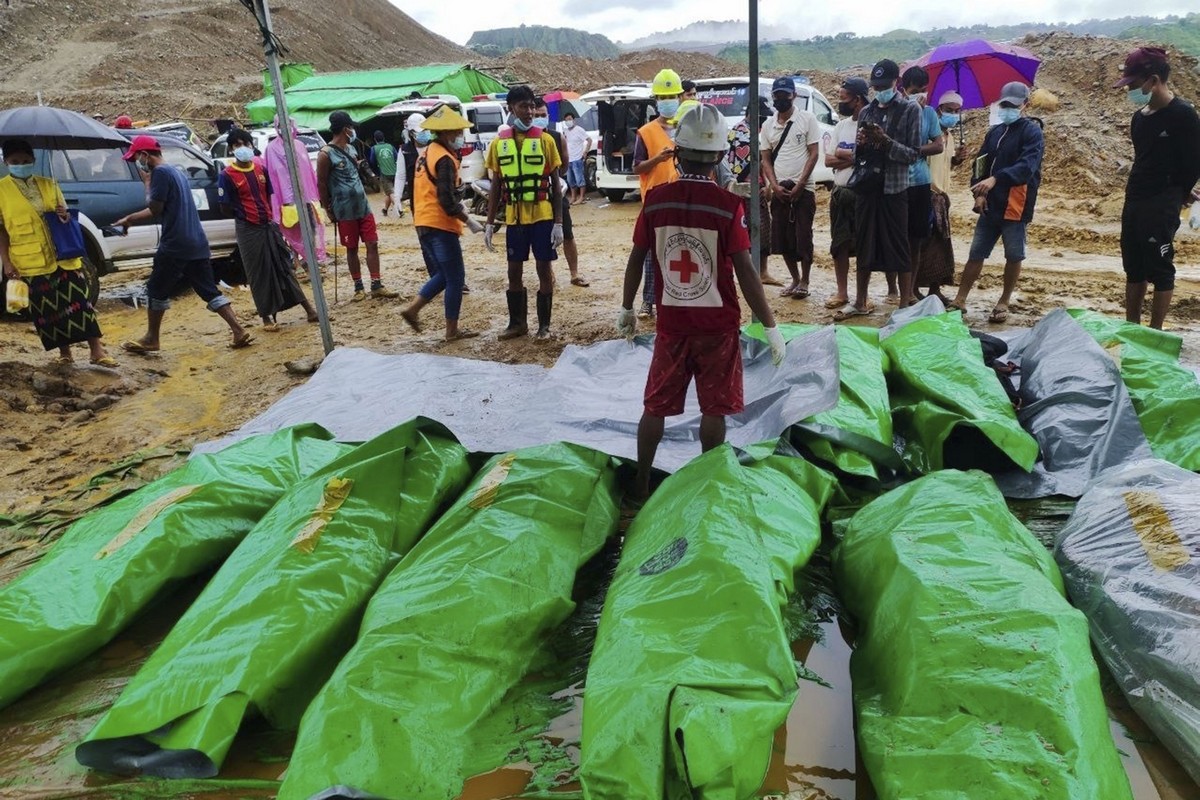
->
[1113, 46, 1169, 87]
[998, 82, 1031, 108]
[869, 59, 900, 89]
[771, 76, 796, 95]
[842, 77, 870, 99]
[122, 134, 161, 161]
[328, 110, 355, 133]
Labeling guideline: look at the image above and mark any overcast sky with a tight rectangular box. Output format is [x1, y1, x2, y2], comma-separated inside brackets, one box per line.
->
[404, 2, 1193, 47]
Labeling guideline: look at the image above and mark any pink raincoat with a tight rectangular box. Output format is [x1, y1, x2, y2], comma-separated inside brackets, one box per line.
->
[264, 118, 327, 264]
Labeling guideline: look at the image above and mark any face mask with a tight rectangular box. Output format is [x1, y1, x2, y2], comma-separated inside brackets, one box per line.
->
[875, 88, 897, 105]
[136, 156, 152, 173]
[939, 112, 960, 128]
[416, 130, 434, 146]
[233, 146, 254, 163]
[348, 129, 357, 142]
[6, 163, 34, 179]
[772, 96, 794, 113]
[998, 107, 1021, 125]
[532, 116, 549, 129]
[837, 101, 856, 117]
[565, 120, 575, 129]
[1128, 83, 1152, 106]
[451, 135, 465, 150]
[910, 92, 927, 104]
[513, 117, 533, 132]
[656, 99, 680, 118]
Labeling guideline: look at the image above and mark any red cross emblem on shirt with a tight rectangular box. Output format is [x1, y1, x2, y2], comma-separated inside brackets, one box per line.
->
[669, 250, 700, 284]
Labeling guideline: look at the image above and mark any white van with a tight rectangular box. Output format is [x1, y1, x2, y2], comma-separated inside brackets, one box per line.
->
[584, 77, 839, 202]
[462, 100, 508, 182]
[210, 126, 326, 171]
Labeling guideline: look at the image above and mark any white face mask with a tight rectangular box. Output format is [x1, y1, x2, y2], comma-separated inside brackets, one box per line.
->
[565, 120, 575, 129]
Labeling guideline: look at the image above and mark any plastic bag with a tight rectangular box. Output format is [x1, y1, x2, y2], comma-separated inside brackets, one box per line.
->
[834, 470, 1132, 799]
[581, 446, 834, 800]
[1055, 459, 1200, 785]
[76, 419, 472, 778]
[279, 443, 620, 800]
[4, 277, 29, 313]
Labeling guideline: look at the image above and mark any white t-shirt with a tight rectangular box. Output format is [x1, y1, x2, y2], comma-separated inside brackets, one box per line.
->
[563, 124, 591, 163]
[760, 109, 823, 192]
[830, 117, 859, 188]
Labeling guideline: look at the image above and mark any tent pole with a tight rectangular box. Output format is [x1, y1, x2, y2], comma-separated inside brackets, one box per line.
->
[251, 0, 334, 356]
[748, 0, 761, 289]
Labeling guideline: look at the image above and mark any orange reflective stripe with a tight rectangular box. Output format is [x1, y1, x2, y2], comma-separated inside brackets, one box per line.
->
[1004, 184, 1027, 222]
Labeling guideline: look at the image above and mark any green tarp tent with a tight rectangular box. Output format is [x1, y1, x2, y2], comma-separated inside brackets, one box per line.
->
[263, 62, 315, 95]
[245, 64, 508, 129]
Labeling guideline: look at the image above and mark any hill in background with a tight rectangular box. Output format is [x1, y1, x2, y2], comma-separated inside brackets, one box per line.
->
[469, 25, 619, 59]
[0, 0, 473, 126]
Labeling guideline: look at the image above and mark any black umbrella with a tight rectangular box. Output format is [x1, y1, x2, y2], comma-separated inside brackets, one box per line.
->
[0, 106, 130, 150]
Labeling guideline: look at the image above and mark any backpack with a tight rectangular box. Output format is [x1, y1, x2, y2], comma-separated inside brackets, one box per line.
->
[374, 143, 397, 176]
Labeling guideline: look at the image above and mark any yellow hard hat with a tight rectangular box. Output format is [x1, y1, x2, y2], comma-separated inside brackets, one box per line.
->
[651, 68, 683, 97]
[671, 99, 700, 124]
[421, 103, 471, 131]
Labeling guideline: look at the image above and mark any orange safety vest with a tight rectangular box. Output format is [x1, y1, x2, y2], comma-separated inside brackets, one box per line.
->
[413, 142, 463, 235]
[637, 120, 678, 201]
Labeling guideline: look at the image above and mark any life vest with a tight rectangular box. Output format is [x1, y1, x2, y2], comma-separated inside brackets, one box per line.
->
[0, 176, 82, 277]
[637, 119, 678, 202]
[413, 142, 463, 235]
[494, 128, 551, 204]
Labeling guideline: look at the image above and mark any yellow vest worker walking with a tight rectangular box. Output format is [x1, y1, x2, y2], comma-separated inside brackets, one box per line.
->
[632, 68, 685, 318]
[483, 84, 563, 340]
[400, 104, 485, 341]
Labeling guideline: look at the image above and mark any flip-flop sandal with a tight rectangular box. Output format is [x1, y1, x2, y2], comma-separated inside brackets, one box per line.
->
[780, 286, 798, 297]
[444, 329, 480, 342]
[462, 285, 471, 294]
[824, 297, 849, 309]
[90, 356, 119, 368]
[988, 308, 1009, 324]
[400, 309, 422, 333]
[229, 334, 254, 349]
[570, 276, 590, 287]
[121, 340, 159, 355]
[50, 356, 74, 366]
[792, 287, 810, 299]
[884, 294, 901, 305]
[761, 275, 784, 286]
[944, 302, 964, 313]
[262, 323, 282, 332]
[833, 304, 875, 322]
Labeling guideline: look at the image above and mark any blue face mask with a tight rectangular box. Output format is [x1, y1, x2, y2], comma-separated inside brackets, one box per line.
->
[656, 99, 680, 118]
[415, 130, 434, 146]
[451, 135, 466, 150]
[875, 88, 896, 105]
[233, 146, 255, 163]
[1128, 87, 1151, 106]
[939, 112, 960, 129]
[532, 116, 549, 129]
[513, 117, 533, 132]
[348, 129, 357, 142]
[998, 107, 1021, 125]
[6, 163, 35, 179]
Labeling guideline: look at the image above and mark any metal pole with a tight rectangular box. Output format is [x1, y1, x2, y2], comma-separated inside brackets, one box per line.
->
[748, 0, 762, 275]
[252, 0, 334, 355]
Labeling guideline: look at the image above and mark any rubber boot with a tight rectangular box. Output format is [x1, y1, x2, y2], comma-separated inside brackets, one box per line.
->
[535, 291, 553, 339]
[498, 289, 528, 340]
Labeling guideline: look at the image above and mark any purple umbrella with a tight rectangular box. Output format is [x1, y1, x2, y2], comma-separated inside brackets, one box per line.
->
[909, 39, 1041, 111]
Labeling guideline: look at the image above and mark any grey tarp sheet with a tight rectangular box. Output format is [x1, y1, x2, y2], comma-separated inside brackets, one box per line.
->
[1055, 459, 1200, 784]
[197, 331, 840, 472]
[995, 310, 1152, 498]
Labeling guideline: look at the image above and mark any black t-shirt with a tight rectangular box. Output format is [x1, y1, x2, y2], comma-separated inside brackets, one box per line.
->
[1126, 97, 1200, 202]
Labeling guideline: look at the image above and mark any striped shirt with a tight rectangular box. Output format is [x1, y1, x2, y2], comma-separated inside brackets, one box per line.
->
[217, 163, 273, 225]
[857, 97, 923, 195]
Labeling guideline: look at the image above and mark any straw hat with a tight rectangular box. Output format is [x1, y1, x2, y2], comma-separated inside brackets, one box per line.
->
[421, 104, 471, 131]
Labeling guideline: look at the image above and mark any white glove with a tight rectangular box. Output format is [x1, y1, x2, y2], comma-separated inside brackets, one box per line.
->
[765, 326, 786, 367]
[551, 223, 565, 248]
[484, 224, 496, 253]
[465, 217, 484, 234]
[616, 307, 636, 339]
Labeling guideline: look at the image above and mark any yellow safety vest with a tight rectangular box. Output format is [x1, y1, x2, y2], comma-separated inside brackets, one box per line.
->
[494, 130, 552, 204]
[0, 175, 82, 277]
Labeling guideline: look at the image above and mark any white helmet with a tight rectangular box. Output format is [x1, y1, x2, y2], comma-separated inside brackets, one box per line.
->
[405, 113, 427, 131]
[673, 103, 728, 163]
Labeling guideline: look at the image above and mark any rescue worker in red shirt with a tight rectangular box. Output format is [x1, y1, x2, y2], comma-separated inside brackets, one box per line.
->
[618, 103, 787, 502]
[217, 128, 318, 331]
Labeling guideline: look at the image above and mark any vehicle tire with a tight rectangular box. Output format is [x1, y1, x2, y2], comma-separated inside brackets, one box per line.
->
[603, 189, 626, 203]
[585, 156, 597, 192]
[80, 255, 101, 307]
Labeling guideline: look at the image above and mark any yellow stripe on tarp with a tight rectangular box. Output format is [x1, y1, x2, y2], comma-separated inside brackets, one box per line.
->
[469, 453, 516, 510]
[1122, 490, 1190, 572]
[96, 484, 203, 559]
[291, 477, 353, 554]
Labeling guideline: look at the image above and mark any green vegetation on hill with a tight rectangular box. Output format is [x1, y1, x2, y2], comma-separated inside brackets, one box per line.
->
[468, 25, 619, 59]
[718, 15, 1200, 72]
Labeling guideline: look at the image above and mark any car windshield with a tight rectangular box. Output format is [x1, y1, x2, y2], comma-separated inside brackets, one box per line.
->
[159, 145, 213, 181]
[66, 148, 132, 182]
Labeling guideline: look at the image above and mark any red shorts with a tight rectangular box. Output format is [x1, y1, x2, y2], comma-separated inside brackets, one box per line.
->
[644, 330, 744, 417]
[336, 214, 378, 249]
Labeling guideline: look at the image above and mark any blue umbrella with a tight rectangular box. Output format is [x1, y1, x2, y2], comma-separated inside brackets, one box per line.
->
[0, 106, 129, 150]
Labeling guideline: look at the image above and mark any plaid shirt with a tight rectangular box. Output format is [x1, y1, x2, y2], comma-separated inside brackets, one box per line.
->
[858, 98, 922, 195]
